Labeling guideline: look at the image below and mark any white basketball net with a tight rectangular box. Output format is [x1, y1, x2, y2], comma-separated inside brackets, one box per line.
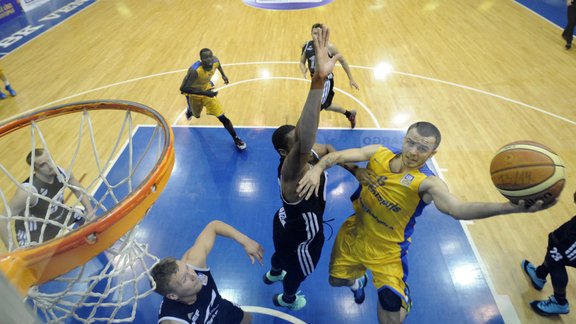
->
[0, 103, 169, 323]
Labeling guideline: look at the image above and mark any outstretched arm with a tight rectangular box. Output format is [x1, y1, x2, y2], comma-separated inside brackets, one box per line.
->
[281, 26, 342, 200]
[422, 176, 551, 220]
[182, 220, 264, 268]
[297, 144, 380, 199]
[330, 44, 359, 90]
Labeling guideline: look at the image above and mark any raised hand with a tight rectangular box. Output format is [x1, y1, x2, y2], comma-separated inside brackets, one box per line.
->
[243, 238, 264, 265]
[312, 25, 342, 81]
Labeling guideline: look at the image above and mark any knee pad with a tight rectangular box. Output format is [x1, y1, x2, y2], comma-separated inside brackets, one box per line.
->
[378, 288, 402, 312]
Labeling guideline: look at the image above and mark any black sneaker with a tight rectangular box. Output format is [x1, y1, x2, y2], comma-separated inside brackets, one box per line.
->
[234, 137, 247, 150]
[566, 42, 572, 50]
[185, 109, 193, 120]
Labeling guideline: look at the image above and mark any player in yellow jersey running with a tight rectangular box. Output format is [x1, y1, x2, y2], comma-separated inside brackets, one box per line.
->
[180, 49, 246, 150]
[297, 121, 553, 324]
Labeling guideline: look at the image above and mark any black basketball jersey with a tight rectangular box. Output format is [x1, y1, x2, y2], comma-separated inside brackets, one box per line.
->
[158, 268, 224, 324]
[276, 151, 327, 238]
[302, 40, 334, 80]
[15, 167, 72, 245]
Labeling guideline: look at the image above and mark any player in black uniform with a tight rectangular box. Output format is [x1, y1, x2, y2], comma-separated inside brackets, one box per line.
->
[0, 148, 94, 249]
[151, 220, 263, 324]
[522, 190, 576, 316]
[265, 25, 356, 311]
[300, 23, 360, 128]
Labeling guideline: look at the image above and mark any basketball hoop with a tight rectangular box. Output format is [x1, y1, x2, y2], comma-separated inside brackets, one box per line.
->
[0, 101, 174, 322]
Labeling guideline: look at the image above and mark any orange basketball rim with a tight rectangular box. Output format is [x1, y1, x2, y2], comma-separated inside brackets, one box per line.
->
[0, 101, 175, 296]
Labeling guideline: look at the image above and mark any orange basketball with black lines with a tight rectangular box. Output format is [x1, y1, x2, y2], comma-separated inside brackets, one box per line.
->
[490, 141, 565, 206]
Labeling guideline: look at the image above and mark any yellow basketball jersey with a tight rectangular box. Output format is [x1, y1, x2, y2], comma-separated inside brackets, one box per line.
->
[188, 60, 220, 91]
[352, 146, 433, 246]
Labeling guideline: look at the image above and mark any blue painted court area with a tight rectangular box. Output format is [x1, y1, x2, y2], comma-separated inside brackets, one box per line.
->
[516, 0, 569, 29]
[0, 0, 95, 58]
[54, 126, 502, 324]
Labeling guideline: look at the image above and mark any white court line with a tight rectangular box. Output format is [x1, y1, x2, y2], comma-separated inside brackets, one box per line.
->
[175, 76, 379, 127]
[241, 306, 307, 324]
[24, 61, 576, 127]
[350, 65, 576, 126]
[23, 61, 573, 323]
[429, 156, 520, 324]
[512, 0, 565, 31]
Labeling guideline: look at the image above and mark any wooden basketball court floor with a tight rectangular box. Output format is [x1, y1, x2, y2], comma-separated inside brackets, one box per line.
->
[1, 0, 576, 323]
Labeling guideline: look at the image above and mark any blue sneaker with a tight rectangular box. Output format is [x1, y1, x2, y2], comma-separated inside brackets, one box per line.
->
[351, 273, 368, 304]
[263, 270, 286, 285]
[521, 260, 546, 290]
[5, 85, 16, 96]
[0, 91, 6, 99]
[273, 292, 306, 310]
[530, 295, 569, 316]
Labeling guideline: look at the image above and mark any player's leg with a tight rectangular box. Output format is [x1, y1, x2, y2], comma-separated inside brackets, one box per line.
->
[184, 95, 203, 120]
[376, 289, 408, 324]
[205, 97, 247, 150]
[265, 212, 287, 284]
[328, 216, 368, 304]
[563, 4, 575, 49]
[0, 67, 15, 98]
[529, 235, 572, 315]
[320, 78, 357, 128]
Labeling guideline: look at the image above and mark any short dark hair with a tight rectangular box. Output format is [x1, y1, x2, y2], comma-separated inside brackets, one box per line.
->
[407, 122, 441, 149]
[199, 48, 212, 57]
[150, 257, 179, 297]
[272, 125, 296, 152]
[311, 23, 322, 31]
[26, 148, 45, 166]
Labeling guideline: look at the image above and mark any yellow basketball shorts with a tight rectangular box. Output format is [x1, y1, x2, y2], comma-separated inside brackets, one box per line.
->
[329, 215, 409, 304]
[185, 94, 224, 117]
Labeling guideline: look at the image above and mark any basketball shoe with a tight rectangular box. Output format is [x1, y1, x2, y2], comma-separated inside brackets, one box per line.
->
[234, 137, 247, 150]
[263, 270, 286, 285]
[5, 85, 16, 96]
[351, 273, 368, 304]
[521, 259, 546, 290]
[0, 91, 6, 99]
[185, 108, 193, 120]
[273, 292, 307, 310]
[530, 295, 569, 316]
[347, 110, 357, 129]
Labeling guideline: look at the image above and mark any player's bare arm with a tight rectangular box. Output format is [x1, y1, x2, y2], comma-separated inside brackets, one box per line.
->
[68, 174, 95, 220]
[421, 176, 550, 221]
[179, 69, 217, 97]
[281, 26, 341, 201]
[297, 144, 380, 199]
[183, 220, 264, 269]
[215, 57, 229, 84]
[329, 43, 359, 90]
[299, 48, 308, 78]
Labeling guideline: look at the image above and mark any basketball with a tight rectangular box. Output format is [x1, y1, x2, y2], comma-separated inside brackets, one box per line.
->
[490, 141, 565, 206]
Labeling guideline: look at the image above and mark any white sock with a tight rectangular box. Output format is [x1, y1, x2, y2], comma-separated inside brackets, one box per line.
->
[350, 278, 361, 291]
